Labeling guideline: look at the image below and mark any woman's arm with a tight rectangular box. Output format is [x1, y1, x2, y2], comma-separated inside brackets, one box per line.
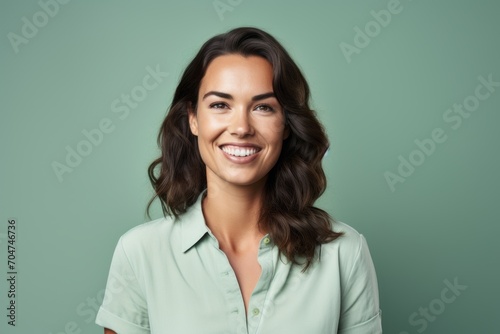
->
[96, 236, 150, 333]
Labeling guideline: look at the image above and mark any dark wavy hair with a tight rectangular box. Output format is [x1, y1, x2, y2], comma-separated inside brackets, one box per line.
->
[147, 26, 342, 271]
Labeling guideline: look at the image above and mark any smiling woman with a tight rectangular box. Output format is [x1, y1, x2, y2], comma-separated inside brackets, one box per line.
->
[95, 27, 382, 334]
[189, 55, 287, 189]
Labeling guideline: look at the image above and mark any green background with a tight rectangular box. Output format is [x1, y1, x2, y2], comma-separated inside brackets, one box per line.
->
[1, 0, 498, 333]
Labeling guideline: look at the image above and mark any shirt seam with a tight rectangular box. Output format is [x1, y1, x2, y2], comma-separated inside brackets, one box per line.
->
[119, 236, 150, 323]
[342, 233, 364, 297]
[98, 305, 151, 331]
[338, 308, 382, 332]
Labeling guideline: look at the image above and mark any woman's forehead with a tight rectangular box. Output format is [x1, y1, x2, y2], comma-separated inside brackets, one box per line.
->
[200, 54, 274, 97]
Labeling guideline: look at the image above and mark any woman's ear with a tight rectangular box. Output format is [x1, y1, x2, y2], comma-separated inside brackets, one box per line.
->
[188, 103, 199, 136]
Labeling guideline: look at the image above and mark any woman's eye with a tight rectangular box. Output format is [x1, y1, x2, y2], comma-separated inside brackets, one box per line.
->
[209, 102, 228, 109]
[255, 104, 274, 112]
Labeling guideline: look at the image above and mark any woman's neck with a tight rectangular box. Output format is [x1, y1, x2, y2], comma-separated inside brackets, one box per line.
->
[201, 179, 267, 253]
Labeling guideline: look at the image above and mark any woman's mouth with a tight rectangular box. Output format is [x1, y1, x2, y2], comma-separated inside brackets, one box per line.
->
[220, 145, 260, 157]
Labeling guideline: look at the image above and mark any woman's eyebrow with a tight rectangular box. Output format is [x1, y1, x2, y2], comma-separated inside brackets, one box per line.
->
[202, 91, 275, 101]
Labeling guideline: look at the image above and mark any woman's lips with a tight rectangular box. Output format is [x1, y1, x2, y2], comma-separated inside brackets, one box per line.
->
[219, 144, 261, 163]
[220, 145, 260, 157]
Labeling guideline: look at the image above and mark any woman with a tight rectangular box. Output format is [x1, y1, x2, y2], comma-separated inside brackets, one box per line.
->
[96, 26, 382, 334]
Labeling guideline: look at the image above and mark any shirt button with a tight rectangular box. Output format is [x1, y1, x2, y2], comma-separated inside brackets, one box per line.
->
[252, 308, 260, 316]
[263, 237, 271, 244]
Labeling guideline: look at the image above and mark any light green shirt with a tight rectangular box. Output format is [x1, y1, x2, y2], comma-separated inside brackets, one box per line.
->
[95, 191, 382, 333]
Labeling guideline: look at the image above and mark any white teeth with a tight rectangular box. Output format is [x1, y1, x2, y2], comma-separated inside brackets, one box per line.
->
[221, 146, 258, 157]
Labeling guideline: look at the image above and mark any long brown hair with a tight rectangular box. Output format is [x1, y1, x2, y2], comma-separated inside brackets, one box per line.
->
[147, 27, 342, 271]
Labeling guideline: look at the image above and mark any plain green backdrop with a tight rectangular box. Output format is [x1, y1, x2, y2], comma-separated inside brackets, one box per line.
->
[1, 0, 499, 333]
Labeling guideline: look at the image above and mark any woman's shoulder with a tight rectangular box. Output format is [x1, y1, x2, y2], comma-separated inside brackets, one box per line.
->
[322, 219, 373, 261]
[116, 201, 204, 255]
[122, 215, 172, 236]
[116, 215, 176, 254]
[331, 219, 366, 242]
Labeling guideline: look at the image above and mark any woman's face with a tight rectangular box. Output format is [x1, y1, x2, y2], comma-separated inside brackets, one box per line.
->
[189, 54, 288, 190]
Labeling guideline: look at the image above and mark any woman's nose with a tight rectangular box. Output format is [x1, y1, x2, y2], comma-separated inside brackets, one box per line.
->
[228, 108, 254, 137]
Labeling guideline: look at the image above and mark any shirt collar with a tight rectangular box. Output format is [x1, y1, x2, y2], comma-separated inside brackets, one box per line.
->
[179, 190, 210, 253]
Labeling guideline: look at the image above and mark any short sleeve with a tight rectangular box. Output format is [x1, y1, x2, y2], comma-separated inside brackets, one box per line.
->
[338, 234, 382, 334]
[95, 236, 150, 334]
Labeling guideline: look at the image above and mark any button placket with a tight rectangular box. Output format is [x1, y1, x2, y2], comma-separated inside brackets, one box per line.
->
[246, 243, 275, 333]
[212, 243, 246, 329]
[252, 308, 260, 316]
